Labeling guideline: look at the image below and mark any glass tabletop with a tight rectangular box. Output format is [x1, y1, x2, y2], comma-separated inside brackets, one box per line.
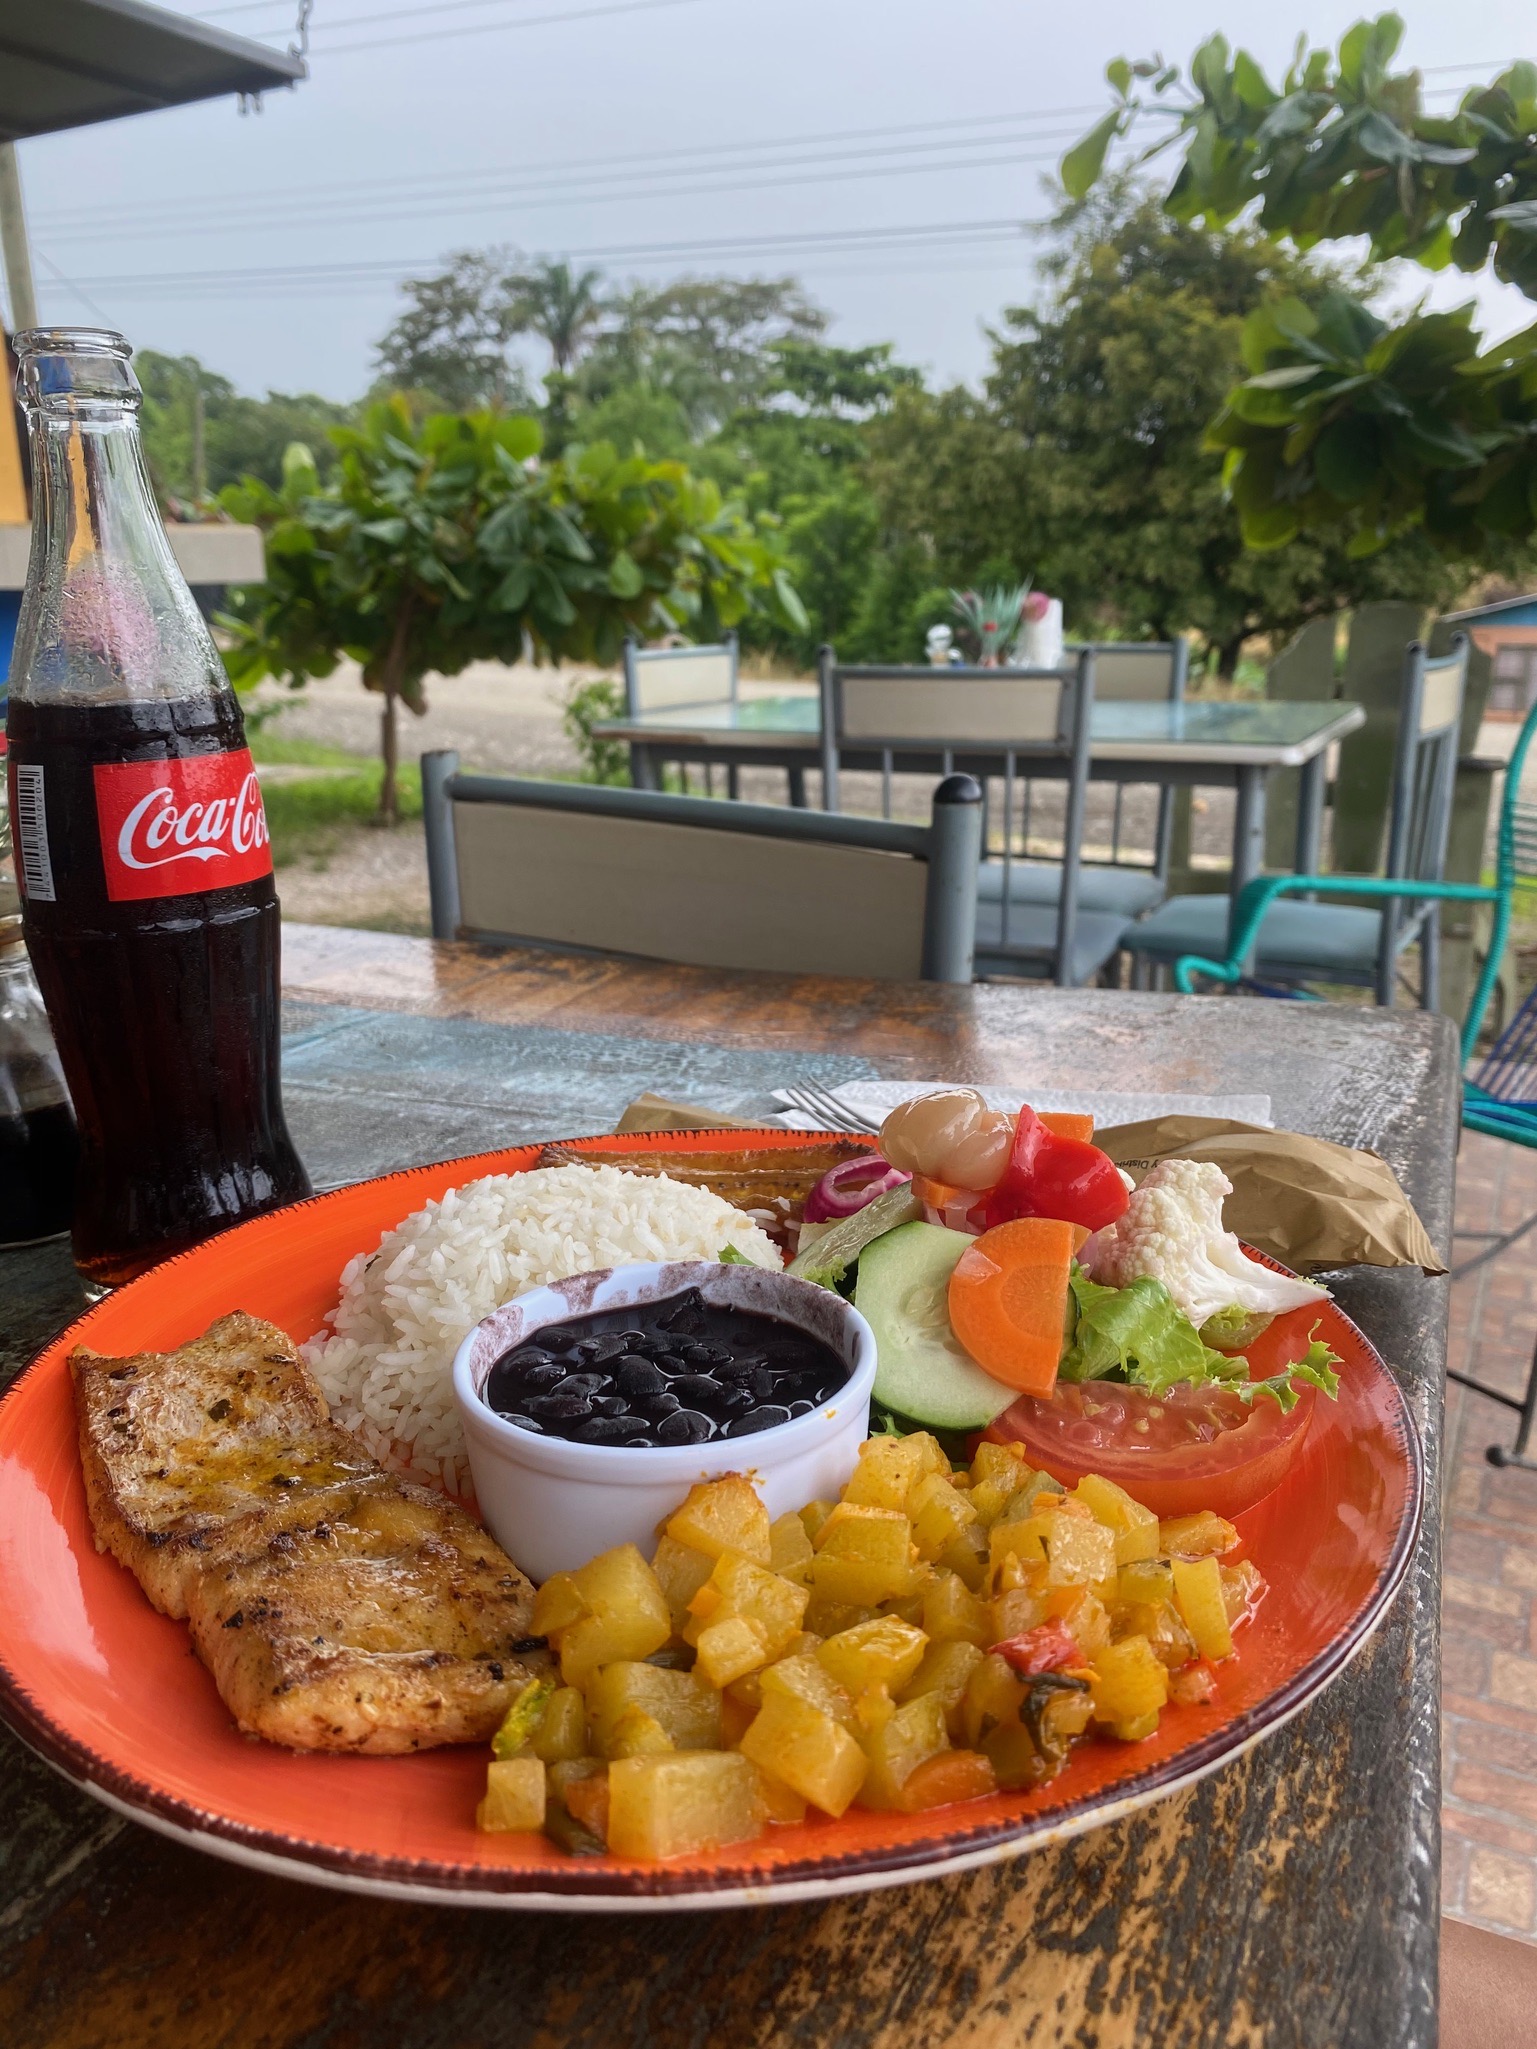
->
[596, 694, 1363, 764]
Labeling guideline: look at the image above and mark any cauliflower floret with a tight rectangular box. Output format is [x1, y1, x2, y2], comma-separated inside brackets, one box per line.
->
[1078, 1157, 1328, 1331]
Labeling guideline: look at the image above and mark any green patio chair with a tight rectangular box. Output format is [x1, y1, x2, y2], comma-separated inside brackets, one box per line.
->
[1171, 691, 1537, 1470]
[1128, 637, 1470, 1009]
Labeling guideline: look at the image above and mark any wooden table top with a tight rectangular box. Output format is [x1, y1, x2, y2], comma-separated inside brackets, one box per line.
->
[0, 923, 1459, 2049]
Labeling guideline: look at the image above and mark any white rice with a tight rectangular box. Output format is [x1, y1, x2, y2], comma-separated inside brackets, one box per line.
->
[302, 1163, 782, 1497]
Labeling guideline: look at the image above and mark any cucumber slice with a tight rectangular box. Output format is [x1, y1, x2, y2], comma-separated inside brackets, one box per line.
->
[855, 1220, 1017, 1431]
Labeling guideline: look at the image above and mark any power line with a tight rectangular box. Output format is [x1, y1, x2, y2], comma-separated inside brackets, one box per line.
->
[49, 216, 1040, 299]
[33, 141, 1077, 250]
[313, 0, 708, 57]
[30, 105, 1100, 238]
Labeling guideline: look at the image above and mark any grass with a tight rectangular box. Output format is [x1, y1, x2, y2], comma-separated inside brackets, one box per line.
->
[247, 731, 368, 769]
[260, 761, 422, 868]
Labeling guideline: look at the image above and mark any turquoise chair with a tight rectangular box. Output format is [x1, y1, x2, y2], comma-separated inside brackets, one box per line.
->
[1173, 692, 1537, 1469]
[1129, 637, 1470, 1009]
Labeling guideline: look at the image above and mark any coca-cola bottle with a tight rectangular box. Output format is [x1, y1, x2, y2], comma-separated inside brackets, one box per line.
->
[5, 327, 310, 1290]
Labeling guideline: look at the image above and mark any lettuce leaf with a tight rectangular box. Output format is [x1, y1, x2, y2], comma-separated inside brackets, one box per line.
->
[1059, 1270, 1341, 1406]
[1235, 1334, 1342, 1413]
[1060, 1269, 1236, 1392]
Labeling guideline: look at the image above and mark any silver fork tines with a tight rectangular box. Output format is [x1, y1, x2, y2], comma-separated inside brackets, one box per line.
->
[780, 1079, 880, 1135]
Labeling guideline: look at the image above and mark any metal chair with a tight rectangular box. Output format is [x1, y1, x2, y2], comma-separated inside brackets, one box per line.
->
[1172, 690, 1537, 1469]
[621, 634, 740, 797]
[1129, 637, 1470, 1008]
[815, 649, 1130, 987]
[420, 751, 983, 984]
[970, 638, 1189, 917]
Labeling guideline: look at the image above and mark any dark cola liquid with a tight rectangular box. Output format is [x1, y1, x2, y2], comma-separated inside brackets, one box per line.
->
[7, 695, 311, 1285]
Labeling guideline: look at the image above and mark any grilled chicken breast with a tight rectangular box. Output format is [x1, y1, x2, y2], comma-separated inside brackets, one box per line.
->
[71, 1313, 546, 1753]
[72, 1313, 378, 1620]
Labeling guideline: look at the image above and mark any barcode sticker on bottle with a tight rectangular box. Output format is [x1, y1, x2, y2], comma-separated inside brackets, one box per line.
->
[12, 762, 57, 902]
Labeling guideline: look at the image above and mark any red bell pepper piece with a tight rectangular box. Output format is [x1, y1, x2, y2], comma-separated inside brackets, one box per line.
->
[982, 1105, 1130, 1234]
[991, 1620, 1084, 1677]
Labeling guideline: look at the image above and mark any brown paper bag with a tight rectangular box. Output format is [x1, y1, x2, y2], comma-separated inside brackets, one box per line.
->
[614, 1092, 758, 1134]
[1095, 1116, 1445, 1276]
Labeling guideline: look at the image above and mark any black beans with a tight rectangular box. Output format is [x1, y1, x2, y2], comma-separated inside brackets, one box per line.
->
[669, 1374, 725, 1405]
[728, 1405, 792, 1437]
[552, 1372, 610, 1397]
[576, 1333, 630, 1365]
[616, 1360, 667, 1398]
[485, 1289, 848, 1449]
[657, 1409, 716, 1445]
[574, 1415, 644, 1444]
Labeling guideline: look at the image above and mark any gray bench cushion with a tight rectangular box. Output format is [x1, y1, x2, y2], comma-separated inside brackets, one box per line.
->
[1127, 893, 1384, 977]
[975, 860, 1166, 918]
[974, 902, 1131, 984]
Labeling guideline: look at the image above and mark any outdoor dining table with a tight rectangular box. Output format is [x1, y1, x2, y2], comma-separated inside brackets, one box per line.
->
[0, 922, 1454, 2049]
[594, 693, 1368, 903]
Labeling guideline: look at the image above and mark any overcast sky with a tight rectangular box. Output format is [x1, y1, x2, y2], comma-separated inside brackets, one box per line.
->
[7, 1, 1534, 400]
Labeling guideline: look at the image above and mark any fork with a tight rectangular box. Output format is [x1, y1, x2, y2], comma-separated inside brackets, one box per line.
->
[779, 1079, 881, 1135]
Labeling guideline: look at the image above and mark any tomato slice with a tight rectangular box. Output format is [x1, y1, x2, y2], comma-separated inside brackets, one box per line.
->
[984, 1307, 1326, 1519]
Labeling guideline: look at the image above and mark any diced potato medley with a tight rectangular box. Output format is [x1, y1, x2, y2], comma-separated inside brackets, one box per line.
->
[478, 1437, 1264, 1860]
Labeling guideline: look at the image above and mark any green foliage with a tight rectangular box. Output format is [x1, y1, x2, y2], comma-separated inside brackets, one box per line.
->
[137, 350, 353, 507]
[576, 278, 826, 436]
[1207, 291, 1537, 554]
[775, 477, 881, 664]
[561, 673, 631, 786]
[857, 190, 1467, 668]
[370, 252, 539, 411]
[716, 341, 936, 665]
[1065, 18, 1537, 555]
[218, 398, 805, 816]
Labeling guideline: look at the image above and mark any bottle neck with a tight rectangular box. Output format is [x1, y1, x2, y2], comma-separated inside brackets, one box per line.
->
[10, 333, 230, 709]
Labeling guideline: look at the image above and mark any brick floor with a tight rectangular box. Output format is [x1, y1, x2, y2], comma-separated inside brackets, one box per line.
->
[1443, 1129, 1537, 1942]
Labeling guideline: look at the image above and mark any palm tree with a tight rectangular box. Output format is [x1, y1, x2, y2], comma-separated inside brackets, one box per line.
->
[502, 260, 610, 374]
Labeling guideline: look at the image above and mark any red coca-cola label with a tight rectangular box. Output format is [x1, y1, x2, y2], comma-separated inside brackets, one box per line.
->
[93, 748, 272, 902]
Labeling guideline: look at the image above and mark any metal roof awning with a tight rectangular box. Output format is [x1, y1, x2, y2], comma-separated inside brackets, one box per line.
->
[0, 0, 306, 144]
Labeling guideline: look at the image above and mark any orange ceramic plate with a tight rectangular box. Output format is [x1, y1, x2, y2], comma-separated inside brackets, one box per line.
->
[0, 1130, 1423, 1911]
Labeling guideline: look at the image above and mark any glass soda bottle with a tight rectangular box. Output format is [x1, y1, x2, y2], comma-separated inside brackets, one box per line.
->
[4, 327, 310, 1289]
[0, 911, 79, 1247]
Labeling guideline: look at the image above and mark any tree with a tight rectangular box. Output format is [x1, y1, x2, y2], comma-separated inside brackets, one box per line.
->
[137, 350, 354, 508]
[504, 259, 612, 374]
[1064, 16, 1537, 557]
[218, 400, 806, 822]
[372, 252, 535, 411]
[716, 339, 930, 663]
[863, 189, 1470, 672]
[578, 278, 826, 436]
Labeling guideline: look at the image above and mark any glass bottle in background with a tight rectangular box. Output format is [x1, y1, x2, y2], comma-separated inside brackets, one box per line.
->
[4, 328, 310, 1290]
[0, 913, 78, 1247]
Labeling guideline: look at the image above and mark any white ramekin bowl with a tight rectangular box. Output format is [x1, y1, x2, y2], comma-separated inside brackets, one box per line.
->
[452, 1259, 877, 1582]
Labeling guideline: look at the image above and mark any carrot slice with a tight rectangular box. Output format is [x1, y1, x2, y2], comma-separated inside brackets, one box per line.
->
[947, 1217, 1076, 1397]
[911, 1173, 969, 1211]
[1039, 1111, 1094, 1144]
[900, 1750, 998, 1812]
